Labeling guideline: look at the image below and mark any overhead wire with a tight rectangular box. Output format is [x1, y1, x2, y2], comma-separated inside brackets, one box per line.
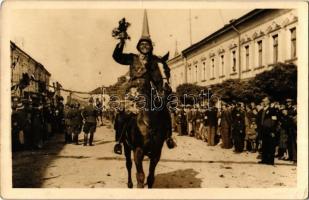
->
[218, 10, 226, 27]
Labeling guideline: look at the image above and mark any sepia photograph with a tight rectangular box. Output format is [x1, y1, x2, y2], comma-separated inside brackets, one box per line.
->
[1, 1, 308, 199]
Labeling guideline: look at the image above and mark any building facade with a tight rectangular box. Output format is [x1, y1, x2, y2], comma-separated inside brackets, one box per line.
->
[168, 9, 298, 91]
[11, 41, 51, 97]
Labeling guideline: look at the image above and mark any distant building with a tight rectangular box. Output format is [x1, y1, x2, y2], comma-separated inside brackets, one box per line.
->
[168, 9, 298, 91]
[11, 41, 51, 97]
[105, 71, 130, 100]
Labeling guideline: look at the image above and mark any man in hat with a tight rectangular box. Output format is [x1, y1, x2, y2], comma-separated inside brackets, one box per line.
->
[112, 10, 175, 148]
[63, 103, 73, 143]
[81, 97, 98, 146]
[95, 98, 104, 126]
[11, 97, 25, 151]
[231, 102, 246, 152]
[31, 94, 44, 149]
[285, 98, 297, 163]
[219, 102, 232, 149]
[71, 102, 83, 145]
[258, 97, 279, 165]
[205, 101, 218, 146]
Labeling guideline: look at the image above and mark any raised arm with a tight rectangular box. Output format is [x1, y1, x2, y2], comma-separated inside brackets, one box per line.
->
[112, 41, 134, 65]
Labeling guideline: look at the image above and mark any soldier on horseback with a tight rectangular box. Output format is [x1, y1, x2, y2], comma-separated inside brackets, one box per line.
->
[112, 10, 176, 151]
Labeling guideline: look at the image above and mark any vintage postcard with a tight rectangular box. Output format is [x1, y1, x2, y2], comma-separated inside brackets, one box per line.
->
[1, 0, 308, 199]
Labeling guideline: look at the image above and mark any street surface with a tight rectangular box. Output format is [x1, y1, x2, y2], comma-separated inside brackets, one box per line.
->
[13, 120, 296, 188]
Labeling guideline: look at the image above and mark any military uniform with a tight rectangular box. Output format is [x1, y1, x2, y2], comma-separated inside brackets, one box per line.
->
[231, 106, 246, 152]
[206, 107, 218, 146]
[12, 108, 21, 151]
[63, 105, 73, 143]
[71, 105, 83, 145]
[220, 107, 232, 149]
[113, 36, 175, 148]
[198, 108, 207, 141]
[82, 103, 98, 146]
[113, 42, 169, 97]
[31, 101, 44, 149]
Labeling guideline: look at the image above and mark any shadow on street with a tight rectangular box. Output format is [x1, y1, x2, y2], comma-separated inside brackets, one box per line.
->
[94, 140, 114, 146]
[152, 168, 202, 188]
[12, 133, 66, 188]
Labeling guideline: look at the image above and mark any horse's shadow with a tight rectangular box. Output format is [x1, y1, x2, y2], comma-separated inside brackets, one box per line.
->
[94, 140, 114, 146]
[152, 168, 202, 188]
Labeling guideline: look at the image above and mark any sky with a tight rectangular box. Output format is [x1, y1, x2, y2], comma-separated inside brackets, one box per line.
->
[10, 9, 251, 93]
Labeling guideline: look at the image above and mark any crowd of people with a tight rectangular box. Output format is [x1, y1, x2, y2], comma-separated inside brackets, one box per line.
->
[11, 94, 65, 151]
[171, 96, 297, 165]
[11, 94, 106, 151]
[62, 97, 105, 146]
[12, 91, 298, 166]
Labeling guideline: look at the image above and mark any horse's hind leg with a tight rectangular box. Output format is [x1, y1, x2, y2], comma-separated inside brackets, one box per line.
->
[134, 147, 145, 188]
[124, 143, 133, 188]
[147, 152, 161, 188]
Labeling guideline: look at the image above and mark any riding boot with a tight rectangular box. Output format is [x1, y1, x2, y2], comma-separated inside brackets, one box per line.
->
[83, 133, 88, 146]
[165, 110, 176, 149]
[89, 132, 94, 146]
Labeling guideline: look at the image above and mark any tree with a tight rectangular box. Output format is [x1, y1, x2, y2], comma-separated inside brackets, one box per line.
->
[176, 83, 202, 105]
[175, 63, 297, 104]
[252, 63, 297, 101]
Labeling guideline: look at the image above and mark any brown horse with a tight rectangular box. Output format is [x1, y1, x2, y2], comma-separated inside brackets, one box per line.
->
[118, 108, 170, 188]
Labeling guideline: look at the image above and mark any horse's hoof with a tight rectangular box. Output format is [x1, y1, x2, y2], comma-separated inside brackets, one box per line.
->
[127, 182, 133, 188]
[147, 181, 154, 188]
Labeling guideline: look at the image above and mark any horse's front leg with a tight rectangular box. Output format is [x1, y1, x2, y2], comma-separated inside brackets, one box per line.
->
[124, 143, 133, 188]
[147, 151, 161, 188]
[134, 147, 145, 188]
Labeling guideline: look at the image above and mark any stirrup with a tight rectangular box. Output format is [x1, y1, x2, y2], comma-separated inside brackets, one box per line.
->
[114, 143, 123, 155]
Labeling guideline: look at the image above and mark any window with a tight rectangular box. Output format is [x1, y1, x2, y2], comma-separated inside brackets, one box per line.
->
[245, 45, 250, 69]
[257, 40, 263, 67]
[290, 28, 296, 58]
[211, 58, 215, 78]
[202, 62, 206, 80]
[273, 35, 278, 63]
[221, 55, 224, 76]
[232, 50, 236, 72]
[195, 65, 198, 83]
[188, 67, 191, 83]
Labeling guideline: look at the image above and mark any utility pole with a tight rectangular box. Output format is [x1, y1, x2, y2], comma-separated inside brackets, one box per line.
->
[189, 9, 192, 46]
[101, 85, 104, 111]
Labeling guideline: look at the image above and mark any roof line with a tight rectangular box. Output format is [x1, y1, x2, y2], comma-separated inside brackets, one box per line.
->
[181, 9, 266, 56]
[10, 41, 51, 76]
